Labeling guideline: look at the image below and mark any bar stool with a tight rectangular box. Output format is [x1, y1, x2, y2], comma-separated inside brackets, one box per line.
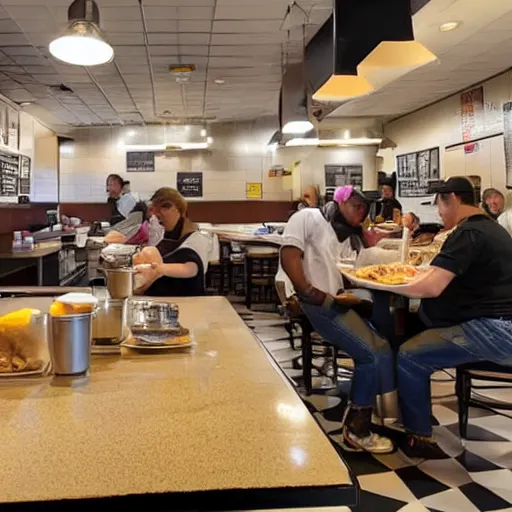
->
[245, 249, 279, 310]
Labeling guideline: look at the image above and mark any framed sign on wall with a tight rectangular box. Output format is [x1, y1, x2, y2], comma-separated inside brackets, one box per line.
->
[324, 165, 363, 190]
[177, 172, 203, 198]
[126, 151, 155, 172]
[396, 147, 440, 198]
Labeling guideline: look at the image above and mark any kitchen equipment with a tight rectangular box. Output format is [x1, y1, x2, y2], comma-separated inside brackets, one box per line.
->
[127, 300, 179, 333]
[49, 313, 93, 376]
[101, 243, 139, 269]
[101, 268, 135, 299]
[92, 299, 127, 345]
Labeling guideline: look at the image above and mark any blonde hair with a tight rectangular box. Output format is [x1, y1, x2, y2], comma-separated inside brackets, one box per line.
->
[150, 187, 188, 216]
[150, 187, 195, 237]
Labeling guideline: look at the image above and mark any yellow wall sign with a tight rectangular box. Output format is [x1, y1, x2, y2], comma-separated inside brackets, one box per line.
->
[246, 182, 262, 199]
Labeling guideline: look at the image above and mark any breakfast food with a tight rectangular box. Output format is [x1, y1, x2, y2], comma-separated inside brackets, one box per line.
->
[354, 263, 419, 285]
[408, 243, 441, 267]
[0, 309, 45, 373]
[49, 302, 94, 316]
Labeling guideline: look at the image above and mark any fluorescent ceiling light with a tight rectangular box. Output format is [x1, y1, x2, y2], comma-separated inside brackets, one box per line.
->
[318, 138, 383, 146]
[206, 136, 213, 144]
[282, 120, 314, 135]
[439, 21, 460, 32]
[285, 137, 320, 147]
[214, 79, 225, 84]
[200, 128, 207, 137]
[124, 142, 209, 151]
[50, 21, 113, 66]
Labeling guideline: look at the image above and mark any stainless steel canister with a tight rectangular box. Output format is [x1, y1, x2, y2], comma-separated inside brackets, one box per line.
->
[102, 268, 135, 299]
[127, 300, 179, 332]
[49, 313, 93, 375]
[92, 299, 127, 344]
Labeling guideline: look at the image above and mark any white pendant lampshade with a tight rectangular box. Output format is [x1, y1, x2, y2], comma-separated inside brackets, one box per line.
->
[49, 0, 114, 67]
[282, 120, 314, 135]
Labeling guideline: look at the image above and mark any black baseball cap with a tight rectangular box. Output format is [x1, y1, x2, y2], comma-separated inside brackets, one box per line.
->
[427, 177, 475, 196]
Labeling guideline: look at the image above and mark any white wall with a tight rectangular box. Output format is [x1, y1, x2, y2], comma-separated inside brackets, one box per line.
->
[60, 120, 378, 203]
[380, 71, 512, 223]
[19, 111, 58, 203]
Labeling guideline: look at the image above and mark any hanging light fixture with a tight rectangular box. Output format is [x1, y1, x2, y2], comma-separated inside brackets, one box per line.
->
[306, 1, 374, 102]
[49, 0, 114, 66]
[280, 25, 314, 135]
[356, 0, 437, 90]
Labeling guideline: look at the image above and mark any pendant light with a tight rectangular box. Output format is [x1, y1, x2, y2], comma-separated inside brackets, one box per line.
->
[307, 1, 374, 102]
[281, 25, 314, 135]
[356, 0, 437, 90]
[49, 0, 114, 66]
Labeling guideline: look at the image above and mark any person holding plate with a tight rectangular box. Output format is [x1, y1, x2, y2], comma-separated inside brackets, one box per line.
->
[280, 185, 396, 454]
[395, 177, 512, 459]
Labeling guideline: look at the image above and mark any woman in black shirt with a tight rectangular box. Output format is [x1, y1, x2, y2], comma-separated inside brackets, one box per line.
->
[134, 188, 209, 297]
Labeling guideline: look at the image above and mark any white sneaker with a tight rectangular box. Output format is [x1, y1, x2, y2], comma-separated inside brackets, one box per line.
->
[342, 427, 394, 454]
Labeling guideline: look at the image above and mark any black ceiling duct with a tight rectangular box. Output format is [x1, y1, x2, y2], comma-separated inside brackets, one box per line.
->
[306, 0, 436, 102]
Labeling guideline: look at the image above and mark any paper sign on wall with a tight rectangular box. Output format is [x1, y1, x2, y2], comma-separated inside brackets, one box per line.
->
[246, 182, 262, 199]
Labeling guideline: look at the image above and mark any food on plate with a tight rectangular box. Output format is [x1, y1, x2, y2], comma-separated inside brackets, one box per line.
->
[0, 309, 45, 373]
[49, 302, 94, 316]
[354, 263, 419, 285]
[407, 243, 441, 266]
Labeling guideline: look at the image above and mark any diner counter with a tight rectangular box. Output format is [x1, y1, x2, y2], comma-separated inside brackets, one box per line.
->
[0, 296, 356, 509]
[0, 244, 61, 259]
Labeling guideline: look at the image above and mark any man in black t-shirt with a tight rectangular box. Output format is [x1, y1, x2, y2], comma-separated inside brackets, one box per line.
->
[395, 177, 512, 459]
[377, 179, 402, 221]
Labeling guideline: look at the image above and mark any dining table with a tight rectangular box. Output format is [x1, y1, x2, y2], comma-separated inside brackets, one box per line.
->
[0, 296, 357, 511]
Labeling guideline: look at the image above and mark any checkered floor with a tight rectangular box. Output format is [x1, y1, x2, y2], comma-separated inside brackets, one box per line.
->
[233, 302, 512, 512]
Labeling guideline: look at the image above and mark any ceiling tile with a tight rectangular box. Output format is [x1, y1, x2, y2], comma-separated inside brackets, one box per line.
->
[213, 20, 282, 33]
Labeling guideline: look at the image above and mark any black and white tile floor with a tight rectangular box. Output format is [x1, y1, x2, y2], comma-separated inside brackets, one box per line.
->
[234, 302, 512, 512]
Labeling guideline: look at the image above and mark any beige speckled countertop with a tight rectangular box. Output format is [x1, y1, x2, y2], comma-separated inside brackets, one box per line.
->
[0, 296, 353, 505]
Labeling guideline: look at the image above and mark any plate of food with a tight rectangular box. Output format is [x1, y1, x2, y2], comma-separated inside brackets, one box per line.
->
[0, 308, 49, 377]
[121, 327, 193, 352]
[339, 263, 422, 292]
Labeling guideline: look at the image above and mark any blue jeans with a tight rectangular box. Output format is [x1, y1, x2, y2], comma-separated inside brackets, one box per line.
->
[397, 318, 512, 436]
[300, 301, 395, 408]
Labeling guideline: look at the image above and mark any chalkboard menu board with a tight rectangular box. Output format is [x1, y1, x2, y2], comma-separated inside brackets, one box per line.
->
[396, 147, 439, 198]
[0, 152, 19, 198]
[126, 151, 155, 172]
[325, 165, 363, 190]
[177, 172, 203, 198]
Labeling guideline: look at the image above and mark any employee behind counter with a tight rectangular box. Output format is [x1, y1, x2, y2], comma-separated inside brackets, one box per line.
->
[105, 174, 149, 245]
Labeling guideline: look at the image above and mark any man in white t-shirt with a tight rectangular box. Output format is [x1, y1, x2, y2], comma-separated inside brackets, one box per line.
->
[280, 186, 395, 454]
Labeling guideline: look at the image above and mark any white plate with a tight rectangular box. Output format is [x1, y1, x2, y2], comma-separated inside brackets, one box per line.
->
[0, 361, 49, 378]
[122, 341, 193, 352]
[338, 266, 412, 294]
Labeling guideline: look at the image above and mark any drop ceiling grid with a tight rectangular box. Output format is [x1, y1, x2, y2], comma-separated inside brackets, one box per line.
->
[0, 0, 331, 125]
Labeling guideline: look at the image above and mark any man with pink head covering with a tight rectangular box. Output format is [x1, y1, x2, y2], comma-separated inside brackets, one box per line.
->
[280, 185, 395, 454]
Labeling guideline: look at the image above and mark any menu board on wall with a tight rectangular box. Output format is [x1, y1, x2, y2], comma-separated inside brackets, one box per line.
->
[396, 147, 439, 198]
[126, 151, 155, 172]
[503, 101, 512, 188]
[177, 172, 203, 198]
[18, 155, 30, 196]
[0, 151, 19, 200]
[325, 165, 363, 190]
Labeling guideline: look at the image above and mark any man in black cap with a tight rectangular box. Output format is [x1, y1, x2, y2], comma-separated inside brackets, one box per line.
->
[395, 177, 512, 459]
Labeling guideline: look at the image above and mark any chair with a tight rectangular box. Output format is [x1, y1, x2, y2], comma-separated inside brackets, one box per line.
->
[456, 362, 512, 439]
[245, 250, 279, 309]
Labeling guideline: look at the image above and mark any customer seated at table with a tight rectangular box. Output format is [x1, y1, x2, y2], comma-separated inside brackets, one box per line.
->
[395, 177, 512, 459]
[377, 178, 402, 222]
[482, 187, 504, 220]
[133, 188, 209, 297]
[281, 185, 395, 454]
[497, 191, 512, 236]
